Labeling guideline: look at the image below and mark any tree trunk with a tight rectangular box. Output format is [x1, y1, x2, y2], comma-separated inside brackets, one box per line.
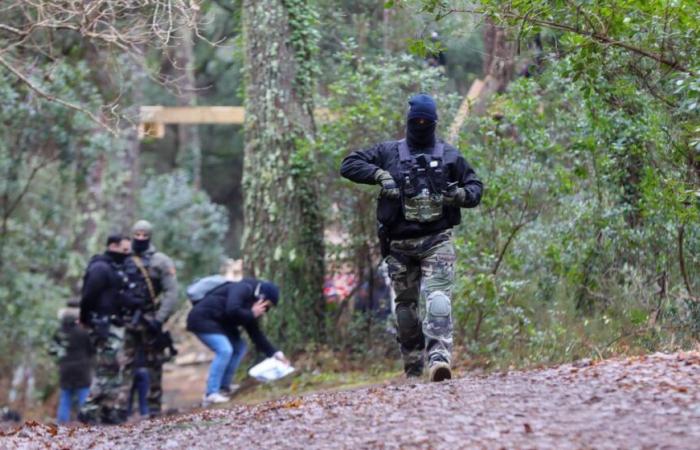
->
[475, 18, 517, 115]
[482, 18, 515, 92]
[241, 0, 325, 345]
[173, 24, 202, 188]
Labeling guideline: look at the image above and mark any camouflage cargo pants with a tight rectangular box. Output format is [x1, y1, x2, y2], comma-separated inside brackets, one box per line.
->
[386, 230, 455, 373]
[78, 324, 129, 424]
[123, 320, 166, 416]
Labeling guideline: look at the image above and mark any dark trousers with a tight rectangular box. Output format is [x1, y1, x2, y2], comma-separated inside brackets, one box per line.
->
[127, 367, 150, 417]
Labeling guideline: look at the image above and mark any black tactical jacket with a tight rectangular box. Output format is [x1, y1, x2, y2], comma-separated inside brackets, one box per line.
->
[79, 253, 128, 325]
[340, 139, 483, 240]
[186, 279, 277, 357]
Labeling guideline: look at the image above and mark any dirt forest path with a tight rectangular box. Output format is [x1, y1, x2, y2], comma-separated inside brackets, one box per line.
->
[3, 352, 700, 449]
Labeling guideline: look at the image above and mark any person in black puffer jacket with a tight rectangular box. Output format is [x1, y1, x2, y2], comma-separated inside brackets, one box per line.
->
[49, 308, 95, 424]
[77, 234, 134, 425]
[187, 278, 288, 405]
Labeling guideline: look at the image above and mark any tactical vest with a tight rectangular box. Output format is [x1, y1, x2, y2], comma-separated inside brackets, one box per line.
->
[125, 253, 162, 311]
[398, 139, 446, 222]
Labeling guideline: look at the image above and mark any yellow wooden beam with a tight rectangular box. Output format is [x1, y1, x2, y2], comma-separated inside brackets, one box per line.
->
[140, 106, 246, 124]
[138, 106, 334, 139]
[447, 78, 487, 143]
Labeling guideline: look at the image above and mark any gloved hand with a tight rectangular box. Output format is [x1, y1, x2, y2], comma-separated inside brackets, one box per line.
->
[145, 318, 162, 334]
[442, 183, 467, 206]
[374, 169, 400, 199]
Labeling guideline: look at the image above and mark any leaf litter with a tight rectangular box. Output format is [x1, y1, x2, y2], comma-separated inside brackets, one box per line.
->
[2, 352, 699, 449]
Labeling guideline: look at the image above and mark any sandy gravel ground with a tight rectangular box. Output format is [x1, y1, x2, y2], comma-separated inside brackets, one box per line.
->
[2, 352, 699, 449]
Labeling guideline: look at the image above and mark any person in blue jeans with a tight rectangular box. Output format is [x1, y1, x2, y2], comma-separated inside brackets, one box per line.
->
[127, 348, 151, 417]
[186, 278, 289, 405]
[49, 308, 94, 424]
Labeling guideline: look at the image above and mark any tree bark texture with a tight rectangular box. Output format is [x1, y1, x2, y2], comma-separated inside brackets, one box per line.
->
[482, 17, 515, 93]
[172, 24, 202, 188]
[242, 0, 325, 345]
[473, 18, 517, 115]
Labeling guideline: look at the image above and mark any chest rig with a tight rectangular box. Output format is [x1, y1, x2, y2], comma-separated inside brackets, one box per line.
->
[125, 253, 162, 311]
[398, 139, 446, 222]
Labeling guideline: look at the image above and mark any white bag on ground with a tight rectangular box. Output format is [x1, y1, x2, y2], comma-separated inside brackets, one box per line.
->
[248, 358, 295, 382]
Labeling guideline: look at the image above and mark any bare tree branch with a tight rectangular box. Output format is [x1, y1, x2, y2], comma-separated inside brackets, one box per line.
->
[449, 7, 696, 76]
[0, 0, 203, 128]
[0, 55, 117, 133]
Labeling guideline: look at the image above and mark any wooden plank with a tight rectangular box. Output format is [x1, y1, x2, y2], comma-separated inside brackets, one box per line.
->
[140, 106, 333, 124]
[447, 78, 487, 143]
[140, 106, 246, 124]
[138, 121, 165, 139]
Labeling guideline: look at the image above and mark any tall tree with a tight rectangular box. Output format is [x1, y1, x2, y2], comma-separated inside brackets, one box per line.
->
[241, 0, 326, 344]
[172, 24, 202, 187]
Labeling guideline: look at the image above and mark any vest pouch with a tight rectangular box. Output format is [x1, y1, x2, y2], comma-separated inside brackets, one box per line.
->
[403, 188, 444, 222]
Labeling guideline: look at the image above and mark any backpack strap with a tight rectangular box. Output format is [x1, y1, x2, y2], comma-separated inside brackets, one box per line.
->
[433, 142, 444, 159]
[398, 139, 411, 162]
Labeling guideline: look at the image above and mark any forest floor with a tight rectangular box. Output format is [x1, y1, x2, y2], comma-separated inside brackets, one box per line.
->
[3, 351, 700, 449]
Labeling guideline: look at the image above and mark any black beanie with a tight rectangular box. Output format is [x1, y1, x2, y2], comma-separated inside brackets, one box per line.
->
[258, 281, 280, 306]
[407, 93, 438, 122]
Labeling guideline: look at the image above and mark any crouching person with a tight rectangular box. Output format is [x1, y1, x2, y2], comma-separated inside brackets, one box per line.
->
[186, 278, 288, 406]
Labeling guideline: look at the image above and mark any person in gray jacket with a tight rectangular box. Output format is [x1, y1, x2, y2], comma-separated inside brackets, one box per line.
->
[122, 220, 180, 416]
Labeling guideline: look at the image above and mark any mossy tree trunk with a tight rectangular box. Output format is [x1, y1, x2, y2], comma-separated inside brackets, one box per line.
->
[241, 0, 325, 346]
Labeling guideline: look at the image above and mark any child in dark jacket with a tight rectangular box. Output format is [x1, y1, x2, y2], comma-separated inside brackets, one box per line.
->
[50, 309, 94, 424]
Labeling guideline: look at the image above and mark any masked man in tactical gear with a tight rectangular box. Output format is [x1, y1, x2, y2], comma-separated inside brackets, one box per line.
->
[122, 220, 180, 416]
[78, 234, 133, 424]
[340, 93, 483, 382]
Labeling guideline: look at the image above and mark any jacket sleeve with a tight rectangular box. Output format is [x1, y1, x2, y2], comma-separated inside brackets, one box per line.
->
[48, 332, 63, 359]
[454, 155, 483, 208]
[242, 320, 277, 357]
[224, 283, 256, 325]
[153, 253, 181, 323]
[79, 263, 108, 325]
[339, 143, 385, 184]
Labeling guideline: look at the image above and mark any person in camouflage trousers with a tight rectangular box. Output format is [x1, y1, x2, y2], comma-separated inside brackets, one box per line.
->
[386, 231, 456, 373]
[123, 220, 180, 416]
[340, 94, 483, 382]
[79, 324, 129, 424]
[78, 235, 133, 424]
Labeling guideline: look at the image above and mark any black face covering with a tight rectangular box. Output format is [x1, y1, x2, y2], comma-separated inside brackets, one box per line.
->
[132, 238, 150, 254]
[106, 250, 128, 264]
[406, 119, 436, 149]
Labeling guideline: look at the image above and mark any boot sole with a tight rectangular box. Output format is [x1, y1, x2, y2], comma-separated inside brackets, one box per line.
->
[430, 365, 452, 382]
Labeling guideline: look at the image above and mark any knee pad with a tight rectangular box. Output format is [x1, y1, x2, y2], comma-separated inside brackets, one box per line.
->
[427, 291, 451, 319]
[395, 303, 422, 345]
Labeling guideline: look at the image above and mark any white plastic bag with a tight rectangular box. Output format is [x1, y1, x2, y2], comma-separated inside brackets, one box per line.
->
[248, 357, 295, 382]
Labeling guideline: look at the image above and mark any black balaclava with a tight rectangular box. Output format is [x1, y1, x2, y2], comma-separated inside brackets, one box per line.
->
[132, 238, 150, 254]
[106, 250, 128, 264]
[406, 93, 438, 149]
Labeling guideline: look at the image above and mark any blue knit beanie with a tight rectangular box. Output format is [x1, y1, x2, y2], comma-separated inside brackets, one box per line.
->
[258, 280, 280, 305]
[407, 93, 438, 122]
